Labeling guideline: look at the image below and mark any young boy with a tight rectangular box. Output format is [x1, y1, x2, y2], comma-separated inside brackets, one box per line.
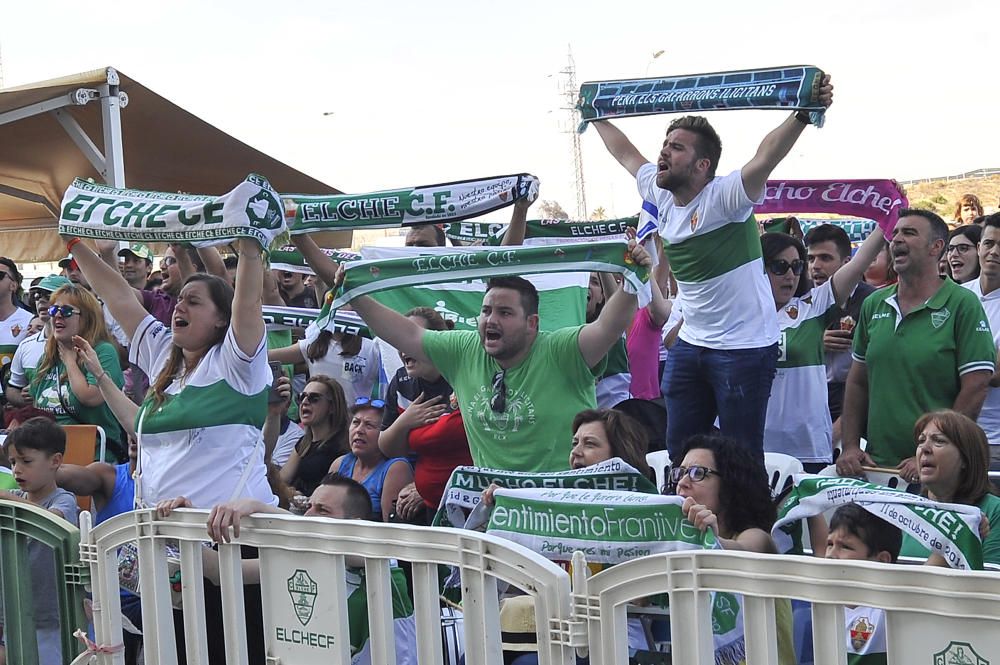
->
[0, 417, 80, 665]
[825, 504, 903, 665]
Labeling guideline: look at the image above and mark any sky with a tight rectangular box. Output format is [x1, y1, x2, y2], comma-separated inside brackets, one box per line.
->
[3, 0, 997, 226]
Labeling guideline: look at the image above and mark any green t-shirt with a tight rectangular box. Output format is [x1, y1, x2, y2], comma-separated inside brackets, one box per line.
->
[899, 493, 1000, 568]
[423, 326, 603, 472]
[852, 279, 996, 465]
[30, 341, 125, 458]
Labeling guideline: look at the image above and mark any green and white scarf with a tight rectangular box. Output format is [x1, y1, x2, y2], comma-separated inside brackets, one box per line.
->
[312, 241, 650, 331]
[432, 458, 658, 529]
[262, 305, 370, 338]
[269, 245, 361, 275]
[286, 174, 539, 234]
[59, 174, 286, 247]
[347, 566, 416, 664]
[773, 475, 985, 570]
[577, 65, 827, 130]
[444, 216, 640, 246]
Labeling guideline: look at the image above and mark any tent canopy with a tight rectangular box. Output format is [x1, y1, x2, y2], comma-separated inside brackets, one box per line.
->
[0, 67, 347, 262]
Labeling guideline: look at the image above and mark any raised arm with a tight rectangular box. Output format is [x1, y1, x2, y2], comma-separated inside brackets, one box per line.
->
[500, 190, 537, 246]
[291, 234, 340, 286]
[56, 462, 116, 508]
[232, 238, 265, 357]
[351, 296, 429, 363]
[196, 246, 228, 281]
[830, 228, 885, 308]
[592, 120, 650, 178]
[68, 239, 148, 339]
[741, 76, 833, 201]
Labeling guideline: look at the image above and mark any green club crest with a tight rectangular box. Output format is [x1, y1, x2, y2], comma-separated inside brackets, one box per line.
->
[287, 569, 318, 626]
[931, 307, 951, 329]
[246, 188, 283, 231]
[934, 641, 988, 665]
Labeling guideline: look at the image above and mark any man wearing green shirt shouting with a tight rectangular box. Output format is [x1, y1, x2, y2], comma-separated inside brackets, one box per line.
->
[838, 210, 996, 479]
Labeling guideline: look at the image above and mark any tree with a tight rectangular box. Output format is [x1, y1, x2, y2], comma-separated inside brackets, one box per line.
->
[590, 207, 608, 221]
[538, 200, 569, 220]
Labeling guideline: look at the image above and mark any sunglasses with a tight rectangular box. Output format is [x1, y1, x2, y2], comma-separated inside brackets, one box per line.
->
[298, 391, 331, 405]
[48, 305, 81, 319]
[0, 271, 7, 283]
[490, 370, 507, 413]
[766, 259, 806, 276]
[160, 256, 178, 267]
[31, 291, 50, 301]
[668, 464, 720, 485]
[354, 397, 386, 408]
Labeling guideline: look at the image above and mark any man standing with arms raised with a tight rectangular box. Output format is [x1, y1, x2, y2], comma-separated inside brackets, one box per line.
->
[592, 77, 833, 457]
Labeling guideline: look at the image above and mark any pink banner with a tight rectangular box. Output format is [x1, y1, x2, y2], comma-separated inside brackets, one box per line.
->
[756, 179, 908, 237]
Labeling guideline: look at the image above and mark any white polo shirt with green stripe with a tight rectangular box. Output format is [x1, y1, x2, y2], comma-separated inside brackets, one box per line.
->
[764, 280, 837, 463]
[131, 315, 277, 508]
[852, 279, 996, 465]
[637, 164, 778, 349]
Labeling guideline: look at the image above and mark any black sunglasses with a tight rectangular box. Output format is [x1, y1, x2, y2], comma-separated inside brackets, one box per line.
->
[298, 391, 331, 405]
[490, 370, 507, 413]
[0, 271, 7, 283]
[766, 259, 806, 276]
[48, 305, 81, 319]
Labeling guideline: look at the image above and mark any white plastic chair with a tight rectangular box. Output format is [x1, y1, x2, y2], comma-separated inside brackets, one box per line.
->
[763, 452, 804, 501]
[646, 450, 671, 492]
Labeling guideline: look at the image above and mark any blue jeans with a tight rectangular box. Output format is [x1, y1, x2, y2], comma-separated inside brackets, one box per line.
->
[662, 340, 779, 460]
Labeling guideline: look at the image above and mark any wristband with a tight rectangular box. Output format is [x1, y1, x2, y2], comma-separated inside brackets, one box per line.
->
[793, 110, 811, 126]
[66, 237, 82, 253]
[94, 370, 107, 382]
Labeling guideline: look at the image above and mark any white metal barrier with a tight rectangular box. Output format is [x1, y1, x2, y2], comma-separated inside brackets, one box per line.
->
[76, 508, 580, 665]
[576, 549, 1000, 665]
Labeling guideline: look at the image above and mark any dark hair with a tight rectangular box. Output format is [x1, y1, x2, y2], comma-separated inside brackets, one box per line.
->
[665, 116, 722, 178]
[306, 330, 362, 360]
[407, 223, 446, 247]
[760, 232, 810, 297]
[9, 417, 67, 457]
[804, 223, 852, 261]
[673, 434, 776, 536]
[913, 410, 994, 505]
[948, 225, 982, 281]
[953, 194, 984, 223]
[318, 472, 376, 519]
[828, 504, 902, 563]
[899, 208, 949, 259]
[485, 276, 539, 317]
[405, 307, 455, 331]
[571, 409, 651, 477]
[0, 257, 22, 305]
[223, 255, 239, 270]
[295, 375, 349, 456]
[983, 213, 1000, 231]
[149, 273, 234, 407]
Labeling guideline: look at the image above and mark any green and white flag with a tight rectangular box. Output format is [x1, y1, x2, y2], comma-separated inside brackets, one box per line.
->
[315, 241, 650, 316]
[286, 174, 539, 234]
[443, 216, 640, 246]
[486, 487, 715, 565]
[432, 458, 658, 529]
[262, 305, 371, 338]
[59, 174, 285, 247]
[773, 475, 985, 570]
[269, 245, 361, 275]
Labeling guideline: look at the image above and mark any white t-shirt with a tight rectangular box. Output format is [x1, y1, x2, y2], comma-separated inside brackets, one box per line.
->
[965, 279, 1000, 444]
[764, 281, 838, 463]
[298, 336, 382, 404]
[845, 605, 886, 658]
[0, 307, 34, 369]
[271, 420, 304, 467]
[130, 315, 277, 508]
[8, 329, 47, 389]
[637, 164, 778, 349]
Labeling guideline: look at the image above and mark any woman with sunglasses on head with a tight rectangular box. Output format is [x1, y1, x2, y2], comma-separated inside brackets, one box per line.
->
[901, 410, 1000, 567]
[23, 283, 125, 460]
[64, 237, 276, 509]
[272, 375, 350, 497]
[378, 307, 473, 524]
[761, 230, 884, 471]
[332, 398, 413, 521]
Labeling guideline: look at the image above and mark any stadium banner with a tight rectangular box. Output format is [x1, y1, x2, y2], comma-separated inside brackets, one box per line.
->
[431, 458, 658, 529]
[59, 174, 285, 247]
[285, 174, 539, 234]
[577, 65, 827, 130]
[773, 475, 984, 570]
[756, 179, 908, 237]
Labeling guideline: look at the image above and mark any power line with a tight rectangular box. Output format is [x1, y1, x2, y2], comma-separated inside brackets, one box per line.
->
[558, 46, 587, 220]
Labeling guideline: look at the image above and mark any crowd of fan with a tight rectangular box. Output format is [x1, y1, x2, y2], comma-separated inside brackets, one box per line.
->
[2, 91, 999, 664]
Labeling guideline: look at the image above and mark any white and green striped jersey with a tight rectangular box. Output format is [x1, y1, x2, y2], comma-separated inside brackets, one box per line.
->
[637, 164, 778, 350]
[131, 315, 277, 508]
[0, 307, 33, 368]
[764, 281, 837, 463]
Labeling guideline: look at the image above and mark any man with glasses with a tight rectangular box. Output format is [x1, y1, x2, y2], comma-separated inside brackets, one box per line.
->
[838, 210, 996, 479]
[964, 213, 1000, 470]
[0, 257, 34, 373]
[346, 253, 650, 473]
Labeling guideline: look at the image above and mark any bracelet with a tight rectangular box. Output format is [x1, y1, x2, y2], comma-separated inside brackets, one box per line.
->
[66, 237, 82, 253]
[793, 110, 812, 126]
[94, 370, 107, 382]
